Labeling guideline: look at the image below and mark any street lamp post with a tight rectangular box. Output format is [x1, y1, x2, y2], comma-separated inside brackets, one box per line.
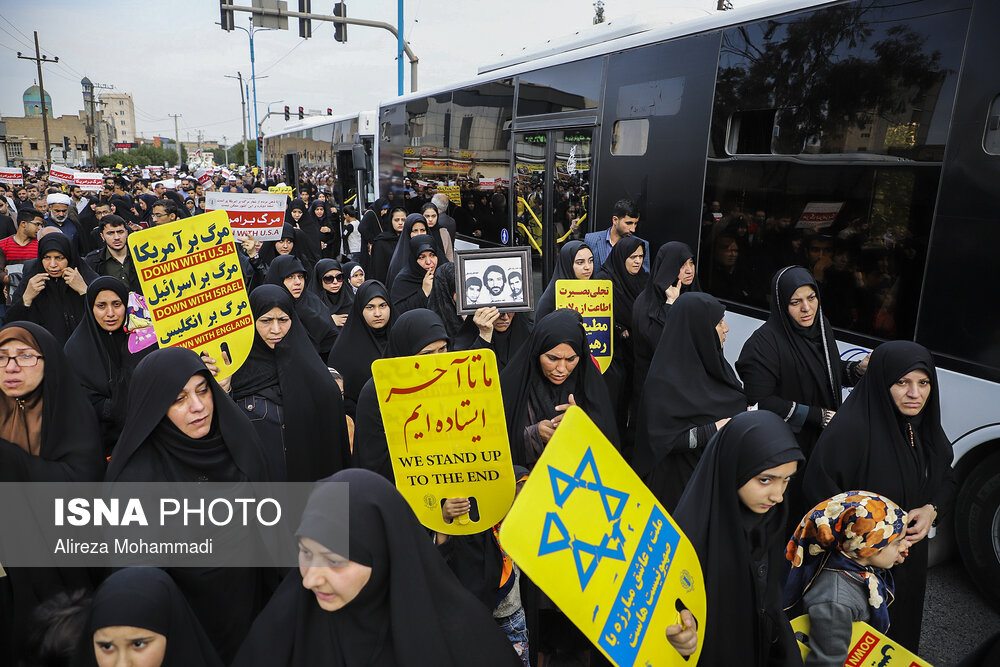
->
[257, 100, 284, 169]
[230, 17, 272, 167]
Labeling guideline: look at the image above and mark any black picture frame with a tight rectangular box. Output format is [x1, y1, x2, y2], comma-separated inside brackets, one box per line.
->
[454, 246, 533, 315]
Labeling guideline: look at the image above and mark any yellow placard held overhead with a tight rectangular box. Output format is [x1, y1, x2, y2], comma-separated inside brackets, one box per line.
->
[438, 184, 462, 205]
[555, 279, 613, 373]
[501, 407, 707, 666]
[371, 349, 516, 535]
[128, 210, 254, 380]
[791, 616, 933, 666]
[267, 185, 294, 197]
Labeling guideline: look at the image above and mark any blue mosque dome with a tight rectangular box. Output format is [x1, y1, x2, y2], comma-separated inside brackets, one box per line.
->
[23, 83, 53, 117]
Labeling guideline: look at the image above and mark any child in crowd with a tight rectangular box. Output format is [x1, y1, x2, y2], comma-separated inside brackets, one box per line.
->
[438, 466, 531, 666]
[784, 490, 911, 667]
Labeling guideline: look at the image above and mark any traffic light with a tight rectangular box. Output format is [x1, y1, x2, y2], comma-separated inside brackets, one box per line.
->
[298, 106, 304, 120]
[298, 0, 312, 38]
[284, 106, 290, 121]
[327, 108, 332, 116]
[219, 0, 234, 31]
[333, 3, 347, 43]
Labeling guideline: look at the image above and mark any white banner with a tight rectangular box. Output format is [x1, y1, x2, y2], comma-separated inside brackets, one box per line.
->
[204, 192, 287, 241]
[48, 166, 75, 184]
[74, 173, 103, 192]
[0, 167, 23, 186]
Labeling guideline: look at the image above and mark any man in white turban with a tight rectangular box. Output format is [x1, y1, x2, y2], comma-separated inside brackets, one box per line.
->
[44, 192, 87, 254]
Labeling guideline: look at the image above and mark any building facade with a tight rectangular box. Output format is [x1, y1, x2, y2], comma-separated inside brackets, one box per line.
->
[99, 92, 136, 144]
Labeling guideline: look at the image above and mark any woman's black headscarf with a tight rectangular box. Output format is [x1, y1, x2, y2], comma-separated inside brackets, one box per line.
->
[674, 411, 805, 667]
[8, 233, 100, 344]
[64, 277, 153, 456]
[368, 207, 404, 285]
[389, 234, 436, 316]
[631, 242, 698, 379]
[356, 198, 387, 271]
[326, 280, 394, 416]
[0, 321, 104, 657]
[352, 309, 449, 480]
[231, 469, 521, 666]
[137, 193, 159, 224]
[632, 292, 746, 505]
[499, 309, 618, 467]
[73, 567, 223, 667]
[232, 285, 351, 481]
[421, 201, 451, 260]
[298, 199, 326, 253]
[802, 340, 953, 513]
[310, 258, 354, 320]
[106, 347, 269, 483]
[261, 222, 319, 273]
[738, 266, 843, 418]
[385, 213, 431, 291]
[593, 235, 648, 333]
[536, 241, 590, 320]
[426, 261, 465, 339]
[265, 255, 338, 358]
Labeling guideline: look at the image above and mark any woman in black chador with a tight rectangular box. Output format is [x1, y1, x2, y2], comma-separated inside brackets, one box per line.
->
[671, 411, 805, 666]
[737, 266, 868, 458]
[106, 347, 272, 663]
[802, 341, 954, 652]
[231, 284, 351, 482]
[631, 241, 698, 394]
[0, 322, 103, 663]
[231, 469, 521, 666]
[326, 279, 395, 418]
[265, 254, 338, 358]
[500, 308, 618, 469]
[535, 241, 593, 320]
[73, 568, 223, 667]
[64, 277, 154, 457]
[632, 292, 747, 511]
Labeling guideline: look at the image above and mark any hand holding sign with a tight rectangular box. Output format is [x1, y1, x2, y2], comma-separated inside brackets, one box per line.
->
[500, 407, 707, 667]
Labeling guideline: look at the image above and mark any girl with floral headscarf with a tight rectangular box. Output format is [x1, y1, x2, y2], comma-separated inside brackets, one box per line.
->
[784, 490, 910, 666]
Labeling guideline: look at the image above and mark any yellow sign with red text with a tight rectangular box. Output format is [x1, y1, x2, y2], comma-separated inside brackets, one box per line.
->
[127, 210, 253, 379]
[791, 615, 932, 666]
[372, 349, 515, 535]
[501, 407, 707, 666]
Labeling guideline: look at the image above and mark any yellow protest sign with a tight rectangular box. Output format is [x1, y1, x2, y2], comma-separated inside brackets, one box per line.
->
[556, 279, 613, 373]
[500, 407, 706, 666]
[371, 349, 516, 535]
[268, 186, 294, 197]
[128, 210, 253, 379]
[438, 184, 462, 205]
[791, 616, 932, 666]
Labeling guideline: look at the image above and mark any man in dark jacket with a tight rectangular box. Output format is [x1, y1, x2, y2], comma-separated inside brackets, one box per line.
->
[84, 214, 142, 294]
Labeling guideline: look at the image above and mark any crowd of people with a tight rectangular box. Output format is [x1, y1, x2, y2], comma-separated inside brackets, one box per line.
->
[0, 164, 996, 667]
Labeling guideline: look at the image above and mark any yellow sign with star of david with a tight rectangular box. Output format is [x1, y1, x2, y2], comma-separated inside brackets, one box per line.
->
[500, 407, 707, 666]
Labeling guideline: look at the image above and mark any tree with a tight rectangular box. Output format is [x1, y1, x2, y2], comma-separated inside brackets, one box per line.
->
[95, 143, 187, 168]
[222, 140, 258, 167]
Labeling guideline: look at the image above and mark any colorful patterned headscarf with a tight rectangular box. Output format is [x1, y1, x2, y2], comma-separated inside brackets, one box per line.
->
[783, 490, 908, 632]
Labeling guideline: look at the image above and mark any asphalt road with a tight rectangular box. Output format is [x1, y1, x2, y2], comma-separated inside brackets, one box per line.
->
[920, 559, 1000, 666]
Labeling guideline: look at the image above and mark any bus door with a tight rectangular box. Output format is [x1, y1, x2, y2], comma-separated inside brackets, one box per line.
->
[513, 128, 594, 290]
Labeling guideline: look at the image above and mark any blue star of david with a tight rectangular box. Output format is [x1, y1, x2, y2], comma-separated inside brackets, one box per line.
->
[536, 447, 630, 590]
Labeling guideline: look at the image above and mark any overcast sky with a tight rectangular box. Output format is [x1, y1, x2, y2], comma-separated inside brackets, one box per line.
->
[0, 1, 767, 146]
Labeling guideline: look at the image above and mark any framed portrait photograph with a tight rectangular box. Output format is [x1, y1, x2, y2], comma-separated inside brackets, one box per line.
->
[455, 247, 533, 315]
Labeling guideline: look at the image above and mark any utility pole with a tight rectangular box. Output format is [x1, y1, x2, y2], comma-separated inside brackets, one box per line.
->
[224, 72, 249, 166]
[169, 114, 182, 167]
[17, 32, 58, 170]
[223, 135, 229, 165]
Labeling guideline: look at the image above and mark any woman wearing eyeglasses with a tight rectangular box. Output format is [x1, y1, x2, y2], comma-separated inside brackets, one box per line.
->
[311, 259, 353, 329]
[0, 321, 104, 663]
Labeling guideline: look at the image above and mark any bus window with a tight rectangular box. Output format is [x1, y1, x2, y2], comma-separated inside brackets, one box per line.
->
[516, 58, 602, 117]
[611, 119, 649, 156]
[702, 0, 971, 342]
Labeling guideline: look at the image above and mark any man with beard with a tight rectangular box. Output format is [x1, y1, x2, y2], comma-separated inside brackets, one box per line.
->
[508, 271, 524, 304]
[84, 214, 141, 293]
[43, 193, 88, 255]
[584, 198, 649, 274]
[483, 264, 509, 303]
